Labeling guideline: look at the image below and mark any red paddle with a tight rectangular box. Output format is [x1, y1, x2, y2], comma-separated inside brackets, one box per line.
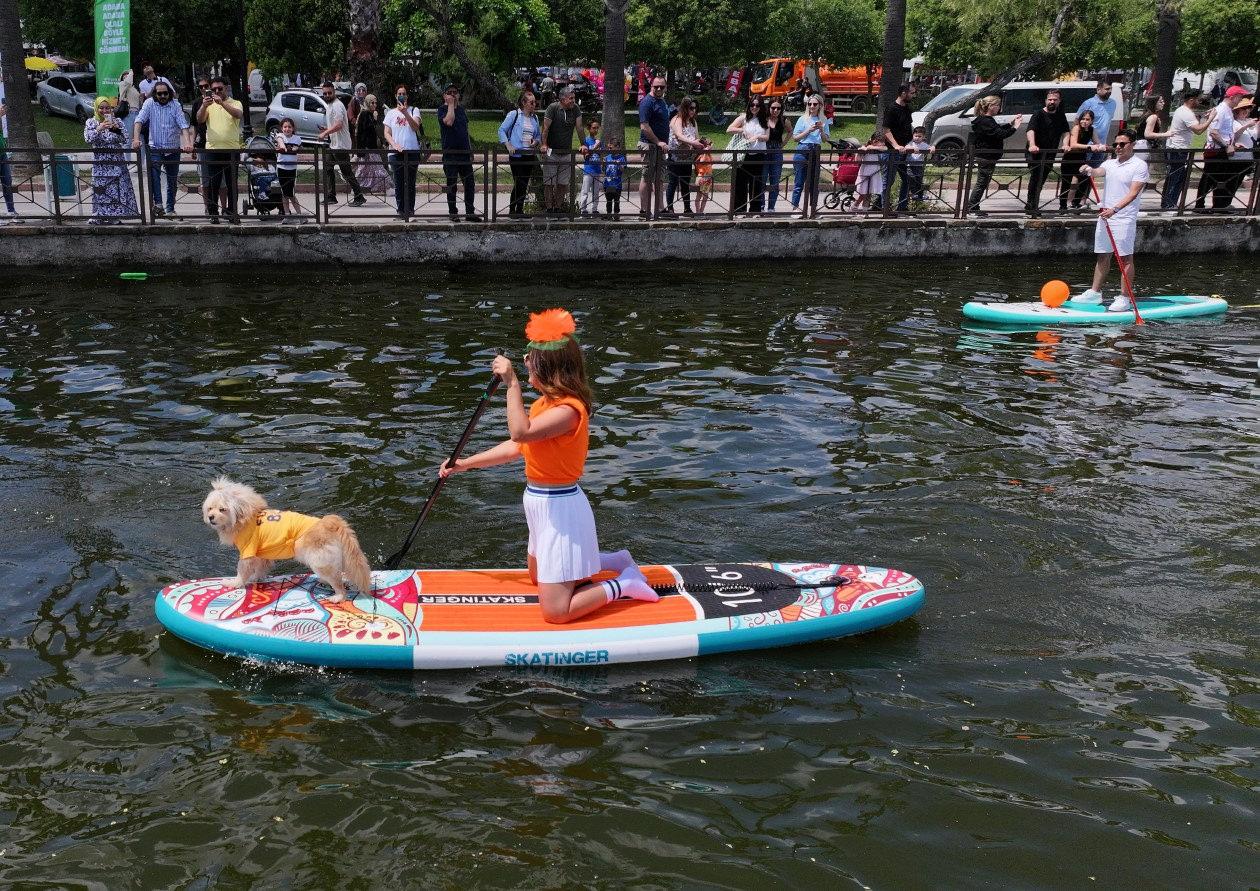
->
[1089, 178, 1144, 325]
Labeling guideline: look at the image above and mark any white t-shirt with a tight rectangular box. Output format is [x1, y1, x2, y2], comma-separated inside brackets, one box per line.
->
[1098, 155, 1148, 222]
[139, 75, 172, 100]
[384, 107, 422, 151]
[325, 99, 351, 150]
[277, 133, 301, 170]
[1234, 119, 1256, 160]
[1209, 101, 1235, 147]
[742, 118, 768, 150]
[1167, 105, 1198, 149]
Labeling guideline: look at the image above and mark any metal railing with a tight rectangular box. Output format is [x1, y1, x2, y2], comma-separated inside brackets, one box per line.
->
[0, 144, 1254, 225]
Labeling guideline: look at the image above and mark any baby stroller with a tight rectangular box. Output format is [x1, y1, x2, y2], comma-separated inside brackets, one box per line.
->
[823, 138, 860, 211]
[242, 135, 283, 217]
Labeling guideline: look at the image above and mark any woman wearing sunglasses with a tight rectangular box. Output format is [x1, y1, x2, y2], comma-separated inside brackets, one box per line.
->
[789, 97, 831, 216]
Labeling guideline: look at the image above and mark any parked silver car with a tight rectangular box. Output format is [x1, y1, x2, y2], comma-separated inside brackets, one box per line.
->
[911, 81, 1126, 165]
[37, 74, 98, 123]
[263, 89, 351, 145]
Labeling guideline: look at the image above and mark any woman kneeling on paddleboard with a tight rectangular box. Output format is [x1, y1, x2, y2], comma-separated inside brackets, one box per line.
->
[439, 308, 658, 623]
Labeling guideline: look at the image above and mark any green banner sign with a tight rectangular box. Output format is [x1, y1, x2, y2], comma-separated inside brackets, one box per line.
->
[94, 0, 130, 98]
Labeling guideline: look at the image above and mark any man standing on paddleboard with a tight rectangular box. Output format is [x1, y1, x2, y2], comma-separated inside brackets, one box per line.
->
[1073, 129, 1148, 313]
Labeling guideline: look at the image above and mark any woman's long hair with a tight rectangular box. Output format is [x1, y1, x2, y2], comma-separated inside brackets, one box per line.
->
[973, 95, 1000, 117]
[528, 338, 593, 415]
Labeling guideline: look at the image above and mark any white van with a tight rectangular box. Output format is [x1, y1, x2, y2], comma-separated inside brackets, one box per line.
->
[1172, 68, 1257, 99]
[911, 81, 1127, 165]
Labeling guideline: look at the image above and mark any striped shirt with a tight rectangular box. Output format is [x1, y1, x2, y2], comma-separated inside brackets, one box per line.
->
[135, 97, 189, 149]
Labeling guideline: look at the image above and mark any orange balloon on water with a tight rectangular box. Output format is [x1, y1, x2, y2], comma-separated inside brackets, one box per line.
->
[1040, 280, 1070, 307]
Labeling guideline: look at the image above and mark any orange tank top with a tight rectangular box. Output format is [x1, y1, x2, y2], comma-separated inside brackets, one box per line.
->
[520, 395, 589, 485]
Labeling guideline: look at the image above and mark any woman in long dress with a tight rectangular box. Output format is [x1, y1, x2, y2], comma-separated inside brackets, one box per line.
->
[354, 94, 392, 195]
[83, 97, 139, 224]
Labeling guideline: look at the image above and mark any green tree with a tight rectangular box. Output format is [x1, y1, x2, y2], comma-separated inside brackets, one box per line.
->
[876, 0, 909, 130]
[247, 0, 349, 79]
[1178, 0, 1260, 72]
[602, 0, 629, 145]
[1151, 0, 1182, 103]
[2, 0, 38, 156]
[388, 0, 560, 105]
[625, 0, 778, 71]
[769, 0, 883, 69]
[20, 0, 240, 72]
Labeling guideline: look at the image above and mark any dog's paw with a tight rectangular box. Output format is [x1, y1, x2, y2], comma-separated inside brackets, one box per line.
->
[325, 592, 347, 604]
[225, 577, 245, 590]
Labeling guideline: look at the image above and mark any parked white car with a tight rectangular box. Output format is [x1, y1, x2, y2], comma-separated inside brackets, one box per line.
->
[263, 88, 352, 144]
[911, 81, 1127, 165]
[37, 73, 97, 123]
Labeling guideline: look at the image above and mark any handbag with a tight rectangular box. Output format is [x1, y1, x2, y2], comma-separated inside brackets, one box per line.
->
[726, 131, 750, 154]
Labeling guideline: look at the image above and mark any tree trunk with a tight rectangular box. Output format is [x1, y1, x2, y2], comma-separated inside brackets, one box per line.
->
[923, 0, 1073, 138]
[1151, 0, 1181, 105]
[875, 0, 907, 130]
[603, 0, 629, 146]
[348, 0, 383, 92]
[424, 0, 513, 110]
[0, 0, 38, 162]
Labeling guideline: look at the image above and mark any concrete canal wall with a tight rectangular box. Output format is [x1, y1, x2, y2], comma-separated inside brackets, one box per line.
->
[0, 216, 1255, 268]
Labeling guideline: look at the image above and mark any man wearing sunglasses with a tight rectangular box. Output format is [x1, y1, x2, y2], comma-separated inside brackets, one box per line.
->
[1074, 130, 1148, 312]
[637, 76, 670, 217]
[133, 85, 191, 217]
[196, 77, 244, 224]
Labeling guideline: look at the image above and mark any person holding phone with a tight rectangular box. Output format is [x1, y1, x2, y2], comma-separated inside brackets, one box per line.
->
[84, 97, 139, 224]
[789, 95, 830, 217]
[498, 91, 542, 217]
[196, 77, 243, 224]
[383, 85, 423, 220]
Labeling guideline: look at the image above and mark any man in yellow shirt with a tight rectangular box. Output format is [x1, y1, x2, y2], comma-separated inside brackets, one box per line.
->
[196, 76, 244, 224]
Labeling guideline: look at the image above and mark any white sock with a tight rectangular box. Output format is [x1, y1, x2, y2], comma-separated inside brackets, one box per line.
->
[599, 549, 635, 574]
[602, 566, 660, 603]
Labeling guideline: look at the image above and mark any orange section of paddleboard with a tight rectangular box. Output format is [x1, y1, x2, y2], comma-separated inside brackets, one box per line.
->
[416, 565, 698, 632]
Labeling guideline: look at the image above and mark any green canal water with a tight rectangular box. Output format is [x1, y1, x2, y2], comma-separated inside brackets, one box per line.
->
[0, 259, 1257, 885]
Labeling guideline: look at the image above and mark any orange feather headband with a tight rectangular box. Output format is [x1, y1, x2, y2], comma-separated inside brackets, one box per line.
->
[525, 308, 579, 351]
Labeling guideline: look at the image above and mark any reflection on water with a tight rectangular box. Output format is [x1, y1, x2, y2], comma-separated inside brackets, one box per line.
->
[0, 260, 1257, 884]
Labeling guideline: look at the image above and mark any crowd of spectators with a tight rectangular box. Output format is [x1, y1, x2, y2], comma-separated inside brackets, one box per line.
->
[0, 65, 1256, 226]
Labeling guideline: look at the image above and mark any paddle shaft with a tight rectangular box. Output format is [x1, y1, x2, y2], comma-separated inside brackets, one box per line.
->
[1089, 178, 1145, 325]
[384, 373, 503, 570]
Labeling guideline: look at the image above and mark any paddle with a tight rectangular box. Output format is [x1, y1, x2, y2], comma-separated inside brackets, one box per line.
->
[383, 370, 503, 570]
[1089, 178, 1145, 325]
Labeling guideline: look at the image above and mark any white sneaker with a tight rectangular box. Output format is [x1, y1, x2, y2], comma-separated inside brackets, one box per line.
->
[1073, 289, 1103, 304]
[1107, 294, 1133, 312]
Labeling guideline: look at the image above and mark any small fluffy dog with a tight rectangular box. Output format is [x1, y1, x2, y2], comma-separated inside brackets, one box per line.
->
[202, 476, 373, 603]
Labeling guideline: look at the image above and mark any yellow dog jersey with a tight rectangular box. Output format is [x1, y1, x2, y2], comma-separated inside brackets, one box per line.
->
[233, 510, 320, 560]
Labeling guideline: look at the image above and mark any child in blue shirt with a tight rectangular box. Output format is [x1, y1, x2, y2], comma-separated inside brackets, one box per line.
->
[579, 119, 602, 215]
[906, 126, 933, 205]
[603, 138, 626, 218]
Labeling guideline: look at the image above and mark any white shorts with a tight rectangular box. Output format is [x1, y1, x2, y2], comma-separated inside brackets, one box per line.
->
[523, 483, 600, 584]
[1095, 216, 1137, 256]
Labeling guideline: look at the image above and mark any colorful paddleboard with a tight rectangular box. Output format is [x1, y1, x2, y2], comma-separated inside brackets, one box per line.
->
[155, 562, 924, 669]
[962, 294, 1228, 325]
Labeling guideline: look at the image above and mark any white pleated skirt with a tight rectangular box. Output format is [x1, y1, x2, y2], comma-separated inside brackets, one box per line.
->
[523, 483, 601, 584]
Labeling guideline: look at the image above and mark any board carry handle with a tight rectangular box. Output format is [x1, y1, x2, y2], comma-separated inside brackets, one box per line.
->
[384, 370, 504, 570]
[651, 574, 852, 593]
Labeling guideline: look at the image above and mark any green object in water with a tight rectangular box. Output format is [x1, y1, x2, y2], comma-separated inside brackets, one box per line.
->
[120, 272, 149, 281]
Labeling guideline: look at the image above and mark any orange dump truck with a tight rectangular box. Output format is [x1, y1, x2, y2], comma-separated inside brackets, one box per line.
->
[749, 58, 882, 111]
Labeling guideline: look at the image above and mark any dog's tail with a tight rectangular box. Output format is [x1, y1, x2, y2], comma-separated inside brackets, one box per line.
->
[326, 515, 375, 595]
